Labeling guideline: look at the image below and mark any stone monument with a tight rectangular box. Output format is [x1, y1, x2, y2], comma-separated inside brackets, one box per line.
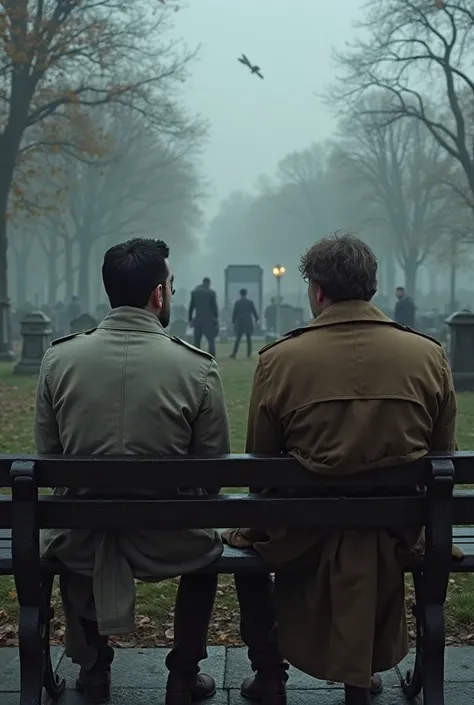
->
[446, 309, 474, 391]
[70, 313, 98, 334]
[14, 311, 52, 375]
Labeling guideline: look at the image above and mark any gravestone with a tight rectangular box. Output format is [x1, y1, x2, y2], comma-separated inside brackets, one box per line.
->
[70, 313, 98, 334]
[446, 310, 474, 391]
[14, 311, 52, 375]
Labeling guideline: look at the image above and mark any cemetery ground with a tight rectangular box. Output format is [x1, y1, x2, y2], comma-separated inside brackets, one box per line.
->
[1, 345, 474, 650]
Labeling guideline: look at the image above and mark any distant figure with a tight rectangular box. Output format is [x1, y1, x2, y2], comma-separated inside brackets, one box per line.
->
[264, 298, 277, 332]
[67, 295, 81, 322]
[394, 287, 416, 328]
[188, 277, 219, 357]
[231, 289, 259, 359]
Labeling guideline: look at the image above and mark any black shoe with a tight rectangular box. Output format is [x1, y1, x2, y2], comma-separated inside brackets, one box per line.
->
[370, 674, 383, 695]
[75, 645, 114, 704]
[344, 684, 371, 705]
[241, 671, 288, 705]
[75, 667, 111, 704]
[165, 673, 216, 705]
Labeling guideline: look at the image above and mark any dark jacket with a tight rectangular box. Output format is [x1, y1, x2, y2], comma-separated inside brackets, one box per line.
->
[232, 298, 259, 333]
[189, 286, 219, 332]
[394, 295, 415, 327]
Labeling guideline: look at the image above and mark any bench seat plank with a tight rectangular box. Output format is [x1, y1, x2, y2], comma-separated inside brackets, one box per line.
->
[1, 527, 474, 577]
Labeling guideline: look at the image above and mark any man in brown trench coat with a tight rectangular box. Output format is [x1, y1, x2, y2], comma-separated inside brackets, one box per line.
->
[36, 238, 230, 705]
[225, 232, 457, 705]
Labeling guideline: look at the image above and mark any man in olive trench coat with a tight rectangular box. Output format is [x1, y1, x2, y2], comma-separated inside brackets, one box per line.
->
[224, 233, 458, 705]
[36, 239, 230, 705]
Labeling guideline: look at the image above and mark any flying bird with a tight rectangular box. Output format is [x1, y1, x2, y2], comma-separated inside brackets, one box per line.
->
[238, 54, 264, 80]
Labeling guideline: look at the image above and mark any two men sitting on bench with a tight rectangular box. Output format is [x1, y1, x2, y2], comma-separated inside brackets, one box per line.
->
[35, 233, 456, 705]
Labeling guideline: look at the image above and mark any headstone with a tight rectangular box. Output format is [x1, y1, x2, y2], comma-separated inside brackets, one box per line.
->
[445, 310, 474, 391]
[14, 311, 52, 375]
[70, 313, 98, 334]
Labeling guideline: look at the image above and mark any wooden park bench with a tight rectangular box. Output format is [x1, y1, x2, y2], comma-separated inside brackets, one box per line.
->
[0, 452, 474, 705]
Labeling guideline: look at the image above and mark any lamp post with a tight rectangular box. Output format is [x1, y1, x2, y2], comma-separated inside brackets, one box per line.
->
[272, 265, 286, 336]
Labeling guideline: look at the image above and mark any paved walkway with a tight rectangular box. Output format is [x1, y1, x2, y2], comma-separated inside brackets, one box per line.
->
[1, 646, 474, 703]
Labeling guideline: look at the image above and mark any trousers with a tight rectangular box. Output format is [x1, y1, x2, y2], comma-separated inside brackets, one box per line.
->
[193, 325, 216, 357]
[61, 570, 285, 675]
[232, 330, 252, 358]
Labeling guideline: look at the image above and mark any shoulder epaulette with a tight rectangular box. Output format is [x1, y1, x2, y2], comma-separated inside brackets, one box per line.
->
[169, 335, 213, 360]
[50, 328, 97, 346]
[393, 323, 442, 347]
[258, 326, 310, 355]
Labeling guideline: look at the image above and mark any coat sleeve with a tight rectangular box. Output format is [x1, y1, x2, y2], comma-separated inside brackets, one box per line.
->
[191, 359, 230, 494]
[245, 357, 283, 454]
[192, 360, 230, 454]
[251, 301, 259, 321]
[188, 291, 195, 322]
[431, 350, 458, 451]
[211, 291, 219, 320]
[34, 350, 63, 454]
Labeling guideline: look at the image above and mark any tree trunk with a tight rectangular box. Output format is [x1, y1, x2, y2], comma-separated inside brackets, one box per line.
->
[78, 237, 92, 312]
[14, 250, 28, 306]
[64, 239, 74, 301]
[47, 232, 60, 306]
[449, 236, 457, 315]
[0, 162, 15, 360]
[403, 253, 418, 299]
[385, 253, 396, 298]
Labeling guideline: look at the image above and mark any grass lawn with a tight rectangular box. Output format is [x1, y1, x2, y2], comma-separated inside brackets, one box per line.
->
[0, 343, 474, 648]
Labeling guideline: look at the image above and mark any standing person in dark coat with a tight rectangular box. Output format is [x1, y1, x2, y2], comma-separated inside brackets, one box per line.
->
[264, 298, 277, 333]
[231, 289, 259, 359]
[394, 287, 416, 328]
[188, 278, 219, 357]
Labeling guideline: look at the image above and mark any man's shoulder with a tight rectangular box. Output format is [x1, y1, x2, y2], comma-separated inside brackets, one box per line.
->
[391, 323, 442, 348]
[50, 328, 97, 348]
[169, 335, 214, 362]
[258, 326, 311, 356]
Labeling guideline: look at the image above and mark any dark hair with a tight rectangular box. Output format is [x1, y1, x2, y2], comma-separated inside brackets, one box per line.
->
[203, 277, 211, 286]
[102, 238, 170, 309]
[396, 286, 405, 292]
[240, 288, 247, 296]
[299, 231, 377, 302]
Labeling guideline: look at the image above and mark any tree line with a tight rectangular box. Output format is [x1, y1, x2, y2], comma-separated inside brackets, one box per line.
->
[206, 0, 474, 305]
[0, 0, 204, 355]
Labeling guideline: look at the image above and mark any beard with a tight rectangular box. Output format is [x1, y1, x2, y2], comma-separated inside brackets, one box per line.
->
[159, 292, 171, 328]
[309, 291, 320, 318]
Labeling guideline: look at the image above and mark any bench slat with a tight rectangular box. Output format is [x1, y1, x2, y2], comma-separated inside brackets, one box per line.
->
[35, 494, 427, 530]
[1, 451, 474, 488]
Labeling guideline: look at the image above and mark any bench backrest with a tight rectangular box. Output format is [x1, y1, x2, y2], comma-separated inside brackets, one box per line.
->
[0, 451, 471, 530]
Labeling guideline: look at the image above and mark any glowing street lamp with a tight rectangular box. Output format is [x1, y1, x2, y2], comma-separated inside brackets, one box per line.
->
[272, 265, 286, 336]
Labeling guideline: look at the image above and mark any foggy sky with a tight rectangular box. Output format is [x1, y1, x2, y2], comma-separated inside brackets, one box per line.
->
[170, 0, 366, 220]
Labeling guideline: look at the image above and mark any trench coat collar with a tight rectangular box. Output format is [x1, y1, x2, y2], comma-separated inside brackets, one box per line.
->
[97, 306, 168, 336]
[308, 300, 393, 330]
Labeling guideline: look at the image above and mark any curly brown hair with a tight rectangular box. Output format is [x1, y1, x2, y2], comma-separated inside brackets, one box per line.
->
[299, 232, 377, 302]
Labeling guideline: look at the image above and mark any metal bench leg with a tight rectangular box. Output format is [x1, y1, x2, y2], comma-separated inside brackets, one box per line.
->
[17, 605, 43, 705]
[398, 572, 423, 700]
[420, 602, 445, 705]
[41, 574, 66, 699]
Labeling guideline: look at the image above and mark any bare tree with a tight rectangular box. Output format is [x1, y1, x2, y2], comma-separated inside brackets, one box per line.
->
[332, 0, 474, 214]
[35, 109, 204, 309]
[0, 0, 202, 357]
[334, 93, 454, 294]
